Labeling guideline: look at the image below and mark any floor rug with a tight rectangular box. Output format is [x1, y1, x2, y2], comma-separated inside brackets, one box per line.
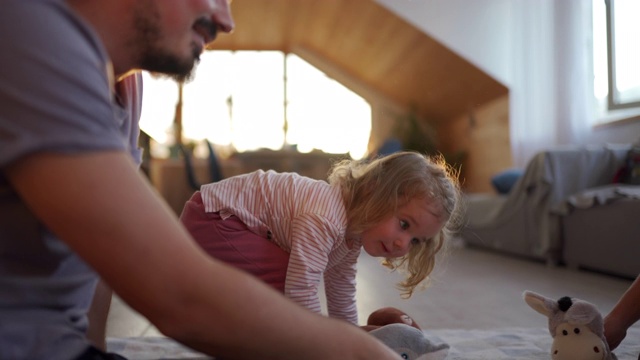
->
[107, 326, 640, 360]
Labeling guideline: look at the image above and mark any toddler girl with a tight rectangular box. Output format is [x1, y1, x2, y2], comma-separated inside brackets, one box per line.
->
[180, 151, 462, 325]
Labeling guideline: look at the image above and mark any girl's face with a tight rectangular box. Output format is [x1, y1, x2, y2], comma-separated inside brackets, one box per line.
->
[360, 197, 444, 258]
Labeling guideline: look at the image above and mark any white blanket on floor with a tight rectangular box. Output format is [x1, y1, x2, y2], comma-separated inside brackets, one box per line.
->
[107, 327, 640, 360]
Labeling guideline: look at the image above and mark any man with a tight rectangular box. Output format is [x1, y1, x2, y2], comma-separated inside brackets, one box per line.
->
[0, 1, 400, 359]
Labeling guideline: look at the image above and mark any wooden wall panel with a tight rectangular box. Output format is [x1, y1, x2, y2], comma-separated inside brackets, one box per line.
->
[439, 95, 512, 193]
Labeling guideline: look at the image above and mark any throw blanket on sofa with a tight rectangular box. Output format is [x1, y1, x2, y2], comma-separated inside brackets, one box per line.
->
[462, 144, 631, 263]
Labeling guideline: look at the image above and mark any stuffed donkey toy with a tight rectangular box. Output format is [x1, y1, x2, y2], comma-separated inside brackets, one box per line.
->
[523, 290, 617, 360]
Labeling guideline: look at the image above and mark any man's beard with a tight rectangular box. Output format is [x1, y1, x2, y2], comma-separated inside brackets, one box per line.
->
[140, 47, 200, 83]
[132, 2, 199, 83]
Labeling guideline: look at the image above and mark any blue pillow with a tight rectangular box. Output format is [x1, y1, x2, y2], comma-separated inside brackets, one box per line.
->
[377, 138, 403, 156]
[491, 169, 524, 194]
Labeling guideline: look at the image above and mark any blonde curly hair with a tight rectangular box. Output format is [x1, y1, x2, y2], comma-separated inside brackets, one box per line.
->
[328, 151, 463, 298]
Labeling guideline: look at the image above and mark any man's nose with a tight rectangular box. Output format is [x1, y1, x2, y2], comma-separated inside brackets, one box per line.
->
[211, 0, 235, 33]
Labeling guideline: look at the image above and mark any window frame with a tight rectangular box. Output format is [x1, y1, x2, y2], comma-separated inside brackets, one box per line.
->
[605, 0, 640, 111]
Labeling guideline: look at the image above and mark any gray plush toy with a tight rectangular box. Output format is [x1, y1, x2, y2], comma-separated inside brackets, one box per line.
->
[370, 323, 450, 360]
[523, 290, 617, 360]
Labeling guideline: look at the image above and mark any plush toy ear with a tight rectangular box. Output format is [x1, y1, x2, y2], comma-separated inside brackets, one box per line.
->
[523, 290, 557, 317]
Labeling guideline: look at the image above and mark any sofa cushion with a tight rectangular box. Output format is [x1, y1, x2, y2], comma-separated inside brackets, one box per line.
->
[491, 169, 523, 194]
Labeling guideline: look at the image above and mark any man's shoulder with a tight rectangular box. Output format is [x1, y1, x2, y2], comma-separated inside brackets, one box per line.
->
[1, 0, 105, 59]
[2, 0, 71, 28]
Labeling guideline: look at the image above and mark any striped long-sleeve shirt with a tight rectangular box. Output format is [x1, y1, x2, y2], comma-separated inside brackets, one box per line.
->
[200, 169, 362, 324]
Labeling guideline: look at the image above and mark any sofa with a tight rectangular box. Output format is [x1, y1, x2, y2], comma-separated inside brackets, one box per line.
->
[460, 143, 640, 277]
[562, 186, 640, 278]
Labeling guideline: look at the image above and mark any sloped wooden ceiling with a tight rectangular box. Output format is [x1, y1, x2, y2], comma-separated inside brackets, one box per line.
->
[208, 0, 508, 122]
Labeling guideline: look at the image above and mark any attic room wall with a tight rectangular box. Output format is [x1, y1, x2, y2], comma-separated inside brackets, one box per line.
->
[439, 95, 511, 193]
[374, 0, 512, 86]
[375, 0, 514, 192]
[379, 0, 640, 161]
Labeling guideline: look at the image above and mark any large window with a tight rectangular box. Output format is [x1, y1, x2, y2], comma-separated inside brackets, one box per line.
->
[592, 0, 640, 119]
[139, 51, 371, 159]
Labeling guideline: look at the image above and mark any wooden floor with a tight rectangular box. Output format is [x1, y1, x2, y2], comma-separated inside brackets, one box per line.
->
[106, 241, 638, 338]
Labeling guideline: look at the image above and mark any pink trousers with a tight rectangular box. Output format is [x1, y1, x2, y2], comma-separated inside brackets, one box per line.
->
[180, 191, 289, 293]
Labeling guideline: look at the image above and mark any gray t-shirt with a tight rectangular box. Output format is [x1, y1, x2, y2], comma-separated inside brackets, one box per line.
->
[0, 1, 142, 359]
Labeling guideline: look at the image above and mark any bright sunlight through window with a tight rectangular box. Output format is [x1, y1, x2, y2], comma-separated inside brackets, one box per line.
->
[592, 0, 640, 118]
[139, 51, 371, 159]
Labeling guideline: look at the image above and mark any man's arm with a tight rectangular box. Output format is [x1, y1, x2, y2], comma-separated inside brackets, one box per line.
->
[6, 150, 399, 360]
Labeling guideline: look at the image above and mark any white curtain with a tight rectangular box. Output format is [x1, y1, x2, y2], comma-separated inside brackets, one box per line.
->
[509, 0, 595, 167]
